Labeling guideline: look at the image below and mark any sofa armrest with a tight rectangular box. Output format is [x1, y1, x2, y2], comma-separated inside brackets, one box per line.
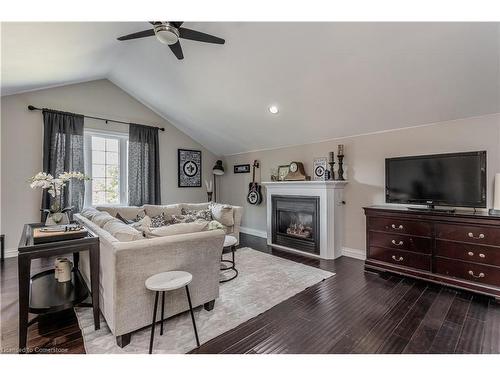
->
[231, 205, 243, 244]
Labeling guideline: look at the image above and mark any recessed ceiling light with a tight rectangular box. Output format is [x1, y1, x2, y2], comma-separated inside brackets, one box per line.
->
[268, 105, 279, 114]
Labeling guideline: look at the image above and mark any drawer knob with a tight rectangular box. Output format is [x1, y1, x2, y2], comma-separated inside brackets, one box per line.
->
[467, 251, 474, 256]
[468, 270, 485, 278]
[392, 255, 404, 262]
[479, 253, 486, 258]
[391, 240, 404, 246]
[391, 224, 404, 230]
[468, 232, 485, 240]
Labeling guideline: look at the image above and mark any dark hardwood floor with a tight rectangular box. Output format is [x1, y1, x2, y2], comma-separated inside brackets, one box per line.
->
[1, 233, 499, 354]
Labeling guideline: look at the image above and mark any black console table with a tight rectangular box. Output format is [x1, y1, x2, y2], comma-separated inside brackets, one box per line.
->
[17, 223, 100, 352]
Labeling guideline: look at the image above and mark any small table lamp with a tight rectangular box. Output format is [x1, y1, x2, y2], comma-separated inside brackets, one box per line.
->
[213, 160, 225, 202]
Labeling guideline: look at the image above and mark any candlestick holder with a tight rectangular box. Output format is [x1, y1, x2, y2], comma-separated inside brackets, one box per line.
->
[337, 155, 345, 181]
[328, 161, 335, 180]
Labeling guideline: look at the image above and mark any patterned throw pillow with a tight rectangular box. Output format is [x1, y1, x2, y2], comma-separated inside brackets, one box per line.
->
[180, 208, 213, 221]
[150, 212, 168, 228]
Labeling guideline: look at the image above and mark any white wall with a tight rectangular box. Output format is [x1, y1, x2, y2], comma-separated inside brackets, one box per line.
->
[0, 79, 218, 253]
[220, 114, 500, 252]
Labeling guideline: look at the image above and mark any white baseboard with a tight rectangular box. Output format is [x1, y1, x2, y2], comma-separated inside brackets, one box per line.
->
[239, 226, 267, 239]
[342, 247, 366, 260]
[3, 248, 18, 258]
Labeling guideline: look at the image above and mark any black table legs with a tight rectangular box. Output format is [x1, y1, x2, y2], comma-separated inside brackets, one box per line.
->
[17, 255, 31, 352]
[186, 285, 200, 347]
[148, 285, 200, 354]
[89, 244, 100, 330]
[1, 234, 4, 262]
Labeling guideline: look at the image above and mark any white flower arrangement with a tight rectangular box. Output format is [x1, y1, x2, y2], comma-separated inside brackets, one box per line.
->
[30, 171, 88, 198]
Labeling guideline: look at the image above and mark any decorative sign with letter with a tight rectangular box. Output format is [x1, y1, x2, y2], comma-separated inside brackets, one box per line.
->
[234, 164, 251, 174]
[178, 149, 202, 187]
[313, 157, 328, 181]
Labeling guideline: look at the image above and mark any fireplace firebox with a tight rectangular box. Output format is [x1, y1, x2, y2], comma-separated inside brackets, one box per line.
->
[271, 195, 320, 255]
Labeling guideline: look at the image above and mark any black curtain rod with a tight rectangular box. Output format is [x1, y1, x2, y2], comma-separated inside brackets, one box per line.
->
[27, 105, 165, 132]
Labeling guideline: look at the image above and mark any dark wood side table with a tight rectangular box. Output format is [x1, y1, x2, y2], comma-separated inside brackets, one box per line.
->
[17, 223, 100, 352]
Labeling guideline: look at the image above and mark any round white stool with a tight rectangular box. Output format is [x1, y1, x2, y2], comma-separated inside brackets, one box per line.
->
[145, 271, 200, 354]
[220, 235, 238, 283]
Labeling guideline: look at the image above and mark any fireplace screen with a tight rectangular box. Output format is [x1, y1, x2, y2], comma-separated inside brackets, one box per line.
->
[272, 195, 320, 254]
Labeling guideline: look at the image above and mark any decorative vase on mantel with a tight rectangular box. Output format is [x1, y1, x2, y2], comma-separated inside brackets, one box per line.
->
[29, 171, 89, 226]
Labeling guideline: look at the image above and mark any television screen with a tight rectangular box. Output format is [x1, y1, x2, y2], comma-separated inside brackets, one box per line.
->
[385, 151, 486, 208]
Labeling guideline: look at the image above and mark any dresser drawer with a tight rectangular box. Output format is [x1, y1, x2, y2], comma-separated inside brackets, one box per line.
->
[435, 258, 500, 287]
[368, 246, 431, 271]
[435, 223, 500, 246]
[436, 240, 500, 267]
[368, 217, 432, 237]
[370, 231, 431, 254]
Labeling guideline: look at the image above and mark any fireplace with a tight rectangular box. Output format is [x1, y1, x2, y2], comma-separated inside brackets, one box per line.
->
[272, 195, 320, 255]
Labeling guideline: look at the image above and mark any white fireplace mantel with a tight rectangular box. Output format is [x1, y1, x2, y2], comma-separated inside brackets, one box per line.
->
[262, 180, 348, 259]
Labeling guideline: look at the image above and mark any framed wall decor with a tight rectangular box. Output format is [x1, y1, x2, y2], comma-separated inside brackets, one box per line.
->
[178, 149, 202, 187]
[234, 164, 251, 173]
[278, 165, 290, 181]
[313, 157, 328, 181]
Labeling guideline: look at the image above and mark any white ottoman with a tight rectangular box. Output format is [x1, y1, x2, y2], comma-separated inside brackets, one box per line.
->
[220, 235, 239, 283]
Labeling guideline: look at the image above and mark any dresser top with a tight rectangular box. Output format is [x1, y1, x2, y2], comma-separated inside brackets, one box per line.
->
[364, 205, 499, 220]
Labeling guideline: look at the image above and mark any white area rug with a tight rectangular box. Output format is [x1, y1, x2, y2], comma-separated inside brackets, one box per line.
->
[75, 247, 334, 354]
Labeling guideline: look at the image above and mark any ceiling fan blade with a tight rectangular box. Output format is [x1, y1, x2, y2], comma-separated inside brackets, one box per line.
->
[170, 21, 184, 28]
[117, 29, 155, 41]
[178, 27, 225, 44]
[169, 41, 184, 60]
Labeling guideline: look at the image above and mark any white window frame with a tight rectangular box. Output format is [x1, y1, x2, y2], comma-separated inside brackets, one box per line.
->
[84, 129, 128, 207]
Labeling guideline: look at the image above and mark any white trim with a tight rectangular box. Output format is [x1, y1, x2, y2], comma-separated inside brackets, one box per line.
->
[239, 226, 267, 239]
[342, 247, 366, 260]
[3, 248, 19, 258]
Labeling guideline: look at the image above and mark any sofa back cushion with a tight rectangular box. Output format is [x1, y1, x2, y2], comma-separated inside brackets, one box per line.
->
[181, 202, 210, 211]
[96, 206, 145, 221]
[92, 211, 115, 227]
[143, 204, 182, 222]
[103, 218, 143, 242]
[144, 220, 210, 238]
[81, 207, 101, 221]
[209, 203, 234, 227]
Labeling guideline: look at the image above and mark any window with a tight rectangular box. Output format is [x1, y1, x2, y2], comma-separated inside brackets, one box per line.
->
[84, 130, 128, 206]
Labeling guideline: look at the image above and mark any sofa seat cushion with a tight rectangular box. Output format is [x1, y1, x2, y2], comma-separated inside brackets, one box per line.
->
[143, 204, 182, 222]
[103, 218, 143, 242]
[92, 211, 115, 227]
[96, 206, 145, 221]
[209, 203, 234, 227]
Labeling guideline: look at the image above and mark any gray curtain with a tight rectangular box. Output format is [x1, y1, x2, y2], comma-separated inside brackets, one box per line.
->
[128, 123, 161, 205]
[42, 109, 85, 221]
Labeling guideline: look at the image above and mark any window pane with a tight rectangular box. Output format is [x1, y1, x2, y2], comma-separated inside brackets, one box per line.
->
[106, 152, 119, 165]
[106, 138, 119, 152]
[92, 136, 105, 151]
[92, 164, 105, 178]
[92, 178, 106, 192]
[92, 150, 105, 164]
[92, 191, 106, 205]
[87, 133, 125, 206]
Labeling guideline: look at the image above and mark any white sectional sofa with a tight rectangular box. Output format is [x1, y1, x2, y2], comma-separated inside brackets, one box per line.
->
[75, 202, 243, 347]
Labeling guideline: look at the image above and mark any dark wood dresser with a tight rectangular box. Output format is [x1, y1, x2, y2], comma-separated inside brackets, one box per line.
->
[364, 206, 500, 300]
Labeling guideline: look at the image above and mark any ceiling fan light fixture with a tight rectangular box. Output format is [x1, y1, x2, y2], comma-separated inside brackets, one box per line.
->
[154, 23, 180, 45]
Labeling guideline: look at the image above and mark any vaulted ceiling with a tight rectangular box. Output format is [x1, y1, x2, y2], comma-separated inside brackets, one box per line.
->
[2, 22, 499, 155]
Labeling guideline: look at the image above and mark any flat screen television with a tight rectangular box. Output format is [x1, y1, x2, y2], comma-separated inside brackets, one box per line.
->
[385, 151, 487, 209]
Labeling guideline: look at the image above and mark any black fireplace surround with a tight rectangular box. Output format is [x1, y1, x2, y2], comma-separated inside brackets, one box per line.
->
[271, 195, 320, 255]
